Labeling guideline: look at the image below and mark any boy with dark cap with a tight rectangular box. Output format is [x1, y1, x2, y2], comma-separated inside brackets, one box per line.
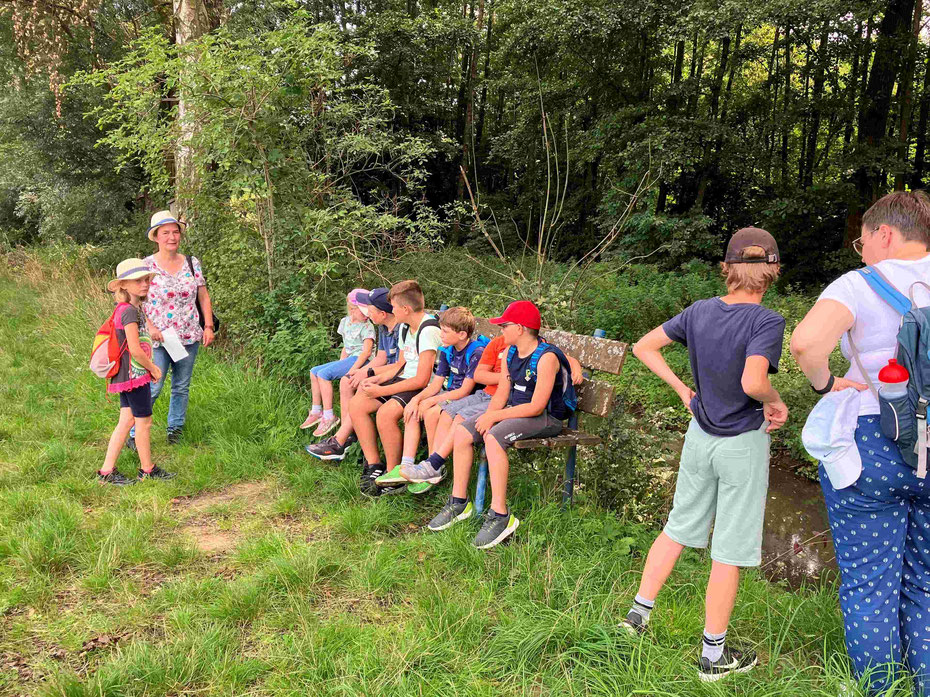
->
[424, 300, 577, 549]
[305, 287, 402, 461]
[622, 228, 788, 682]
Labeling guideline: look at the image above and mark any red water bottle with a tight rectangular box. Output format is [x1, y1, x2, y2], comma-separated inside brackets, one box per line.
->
[878, 359, 909, 399]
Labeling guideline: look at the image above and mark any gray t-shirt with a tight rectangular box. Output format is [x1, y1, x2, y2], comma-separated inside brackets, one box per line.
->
[663, 298, 785, 437]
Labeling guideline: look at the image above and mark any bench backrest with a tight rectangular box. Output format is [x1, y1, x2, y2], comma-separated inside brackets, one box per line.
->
[473, 317, 627, 417]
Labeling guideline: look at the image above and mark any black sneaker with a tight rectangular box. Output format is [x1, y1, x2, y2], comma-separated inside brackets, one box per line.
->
[125, 437, 137, 453]
[97, 469, 136, 486]
[344, 433, 358, 448]
[360, 464, 385, 497]
[378, 483, 408, 496]
[166, 429, 182, 445]
[137, 465, 177, 481]
[697, 646, 758, 682]
[305, 436, 348, 461]
[618, 609, 648, 637]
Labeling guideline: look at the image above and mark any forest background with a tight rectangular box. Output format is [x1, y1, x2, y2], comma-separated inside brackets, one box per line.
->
[1, 0, 926, 495]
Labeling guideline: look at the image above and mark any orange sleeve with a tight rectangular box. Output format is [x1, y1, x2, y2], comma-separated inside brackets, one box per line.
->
[479, 335, 505, 366]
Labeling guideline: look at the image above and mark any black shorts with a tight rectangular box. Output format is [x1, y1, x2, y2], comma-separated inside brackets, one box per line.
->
[375, 375, 419, 407]
[119, 383, 153, 418]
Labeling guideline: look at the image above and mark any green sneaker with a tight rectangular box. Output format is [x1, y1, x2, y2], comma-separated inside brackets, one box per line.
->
[375, 464, 407, 487]
[407, 480, 434, 495]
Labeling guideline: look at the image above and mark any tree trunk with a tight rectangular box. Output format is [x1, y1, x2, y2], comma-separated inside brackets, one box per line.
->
[894, 0, 922, 190]
[763, 27, 780, 187]
[911, 42, 930, 188]
[173, 0, 211, 216]
[656, 38, 685, 213]
[474, 0, 494, 157]
[846, 0, 917, 246]
[802, 23, 830, 188]
[694, 34, 731, 209]
[780, 26, 791, 189]
[843, 21, 864, 155]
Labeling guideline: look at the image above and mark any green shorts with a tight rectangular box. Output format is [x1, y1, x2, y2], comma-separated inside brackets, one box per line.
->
[663, 418, 770, 567]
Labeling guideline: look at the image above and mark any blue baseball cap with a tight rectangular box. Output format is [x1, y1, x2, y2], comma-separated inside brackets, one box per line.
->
[358, 287, 392, 313]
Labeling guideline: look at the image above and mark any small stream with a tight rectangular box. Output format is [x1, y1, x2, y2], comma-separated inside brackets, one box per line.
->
[760, 465, 837, 587]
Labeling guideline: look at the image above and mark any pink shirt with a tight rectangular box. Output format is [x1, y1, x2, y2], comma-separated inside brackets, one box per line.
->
[143, 254, 206, 347]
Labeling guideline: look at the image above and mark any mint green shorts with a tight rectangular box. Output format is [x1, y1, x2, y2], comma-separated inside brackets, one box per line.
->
[663, 419, 770, 567]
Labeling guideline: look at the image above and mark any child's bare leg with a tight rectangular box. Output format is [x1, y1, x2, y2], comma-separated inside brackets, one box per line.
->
[705, 561, 740, 634]
[424, 404, 442, 452]
[349, 393, 382, 464]
[402, 411, 422, 460]
[101, 408, 135, 474]
[636, 531, 686, 601]
[309, 372, 321, 406]
[319, 377, 334, 411]
[433, 413, 463, 458]
[483, 434, 510, 514]
[376, 400, 405, 469]
[339, 378, 355, 430]
[451, 424, 475, 499]
[134, 416, 154, 473]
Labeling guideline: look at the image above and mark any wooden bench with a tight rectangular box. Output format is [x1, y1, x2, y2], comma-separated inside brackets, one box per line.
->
[467, 317, 628, 511]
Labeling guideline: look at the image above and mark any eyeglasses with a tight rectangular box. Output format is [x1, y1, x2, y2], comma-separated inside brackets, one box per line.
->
[499, 322, 516, 329]
[853, 227, 879, 257]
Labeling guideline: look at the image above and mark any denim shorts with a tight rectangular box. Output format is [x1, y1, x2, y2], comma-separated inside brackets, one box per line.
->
[663, 418, 770, 567]
[442, 390, 492, 420]
[310, 356, 359, 381]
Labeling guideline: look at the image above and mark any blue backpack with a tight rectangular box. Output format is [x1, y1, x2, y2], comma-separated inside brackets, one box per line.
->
[437, 335, 491, 389]
[506, 342, 578, 417]
[852, 266, 930, 478]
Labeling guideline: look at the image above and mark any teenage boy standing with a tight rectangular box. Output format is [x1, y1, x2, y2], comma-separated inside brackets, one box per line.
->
[622, 228, 788, 682]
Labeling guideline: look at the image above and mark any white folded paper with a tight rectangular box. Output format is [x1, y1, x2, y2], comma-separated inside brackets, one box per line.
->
[160, 327, 189, 362]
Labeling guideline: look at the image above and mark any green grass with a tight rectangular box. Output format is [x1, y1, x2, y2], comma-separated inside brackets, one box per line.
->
[0, 252, 881, 696]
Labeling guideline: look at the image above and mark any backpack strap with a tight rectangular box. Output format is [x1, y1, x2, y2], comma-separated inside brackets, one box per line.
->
[415, 317, 440, 354]
[856, 267, 913, 315]
[847, 267, 912, 401]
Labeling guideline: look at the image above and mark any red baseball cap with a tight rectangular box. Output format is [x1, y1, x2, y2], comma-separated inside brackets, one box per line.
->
[489, 301, 542, 330]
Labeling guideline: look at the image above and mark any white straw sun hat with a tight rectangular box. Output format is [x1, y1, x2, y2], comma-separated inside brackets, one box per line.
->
[147, 210, 187, 241]
[107, 258, 156, 292]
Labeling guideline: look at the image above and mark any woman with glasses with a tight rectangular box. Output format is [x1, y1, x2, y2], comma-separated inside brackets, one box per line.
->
[791, 191, 930, 695]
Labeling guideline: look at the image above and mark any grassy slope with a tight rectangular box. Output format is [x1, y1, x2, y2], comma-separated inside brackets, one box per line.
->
[0, 253, 865, 696]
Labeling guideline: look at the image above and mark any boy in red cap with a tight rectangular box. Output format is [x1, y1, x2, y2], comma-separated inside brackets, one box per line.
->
[423, 300, 577, 548]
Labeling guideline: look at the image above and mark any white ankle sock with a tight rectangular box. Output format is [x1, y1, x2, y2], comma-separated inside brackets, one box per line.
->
[323, 409, 334, 419]
[311, 405, 322, 414]
[631, 593, 654, 621]
[401, 456, 415, 466]
[702, 629, 726, 663]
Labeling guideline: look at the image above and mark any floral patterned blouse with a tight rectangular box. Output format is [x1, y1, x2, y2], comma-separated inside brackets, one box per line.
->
[142, 254, 206, 347]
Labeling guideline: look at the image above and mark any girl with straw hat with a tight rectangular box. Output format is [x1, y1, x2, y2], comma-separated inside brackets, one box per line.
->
[98, 259, 176, 485]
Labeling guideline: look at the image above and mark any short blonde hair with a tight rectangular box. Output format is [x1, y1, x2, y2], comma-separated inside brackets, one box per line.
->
[720, 245, 780, 293]
[439, 306, 476, 336]
[388, 280, 425, 312]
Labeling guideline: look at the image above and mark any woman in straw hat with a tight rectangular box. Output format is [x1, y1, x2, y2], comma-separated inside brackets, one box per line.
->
[98, 259, 175, 484]
[129, 210, 214, 449]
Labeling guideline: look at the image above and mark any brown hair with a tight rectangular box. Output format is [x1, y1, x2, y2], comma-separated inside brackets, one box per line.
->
[439, 306, 476, 336]
[720, 246, 780, 293]
[862, 190, 930, 247]
[388, 280, 425, 312]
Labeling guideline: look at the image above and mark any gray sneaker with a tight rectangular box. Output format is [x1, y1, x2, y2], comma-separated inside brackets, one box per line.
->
[473, 510, 520, 549]
[427, 497, 474, 531]
[401, 459, 444, 483]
